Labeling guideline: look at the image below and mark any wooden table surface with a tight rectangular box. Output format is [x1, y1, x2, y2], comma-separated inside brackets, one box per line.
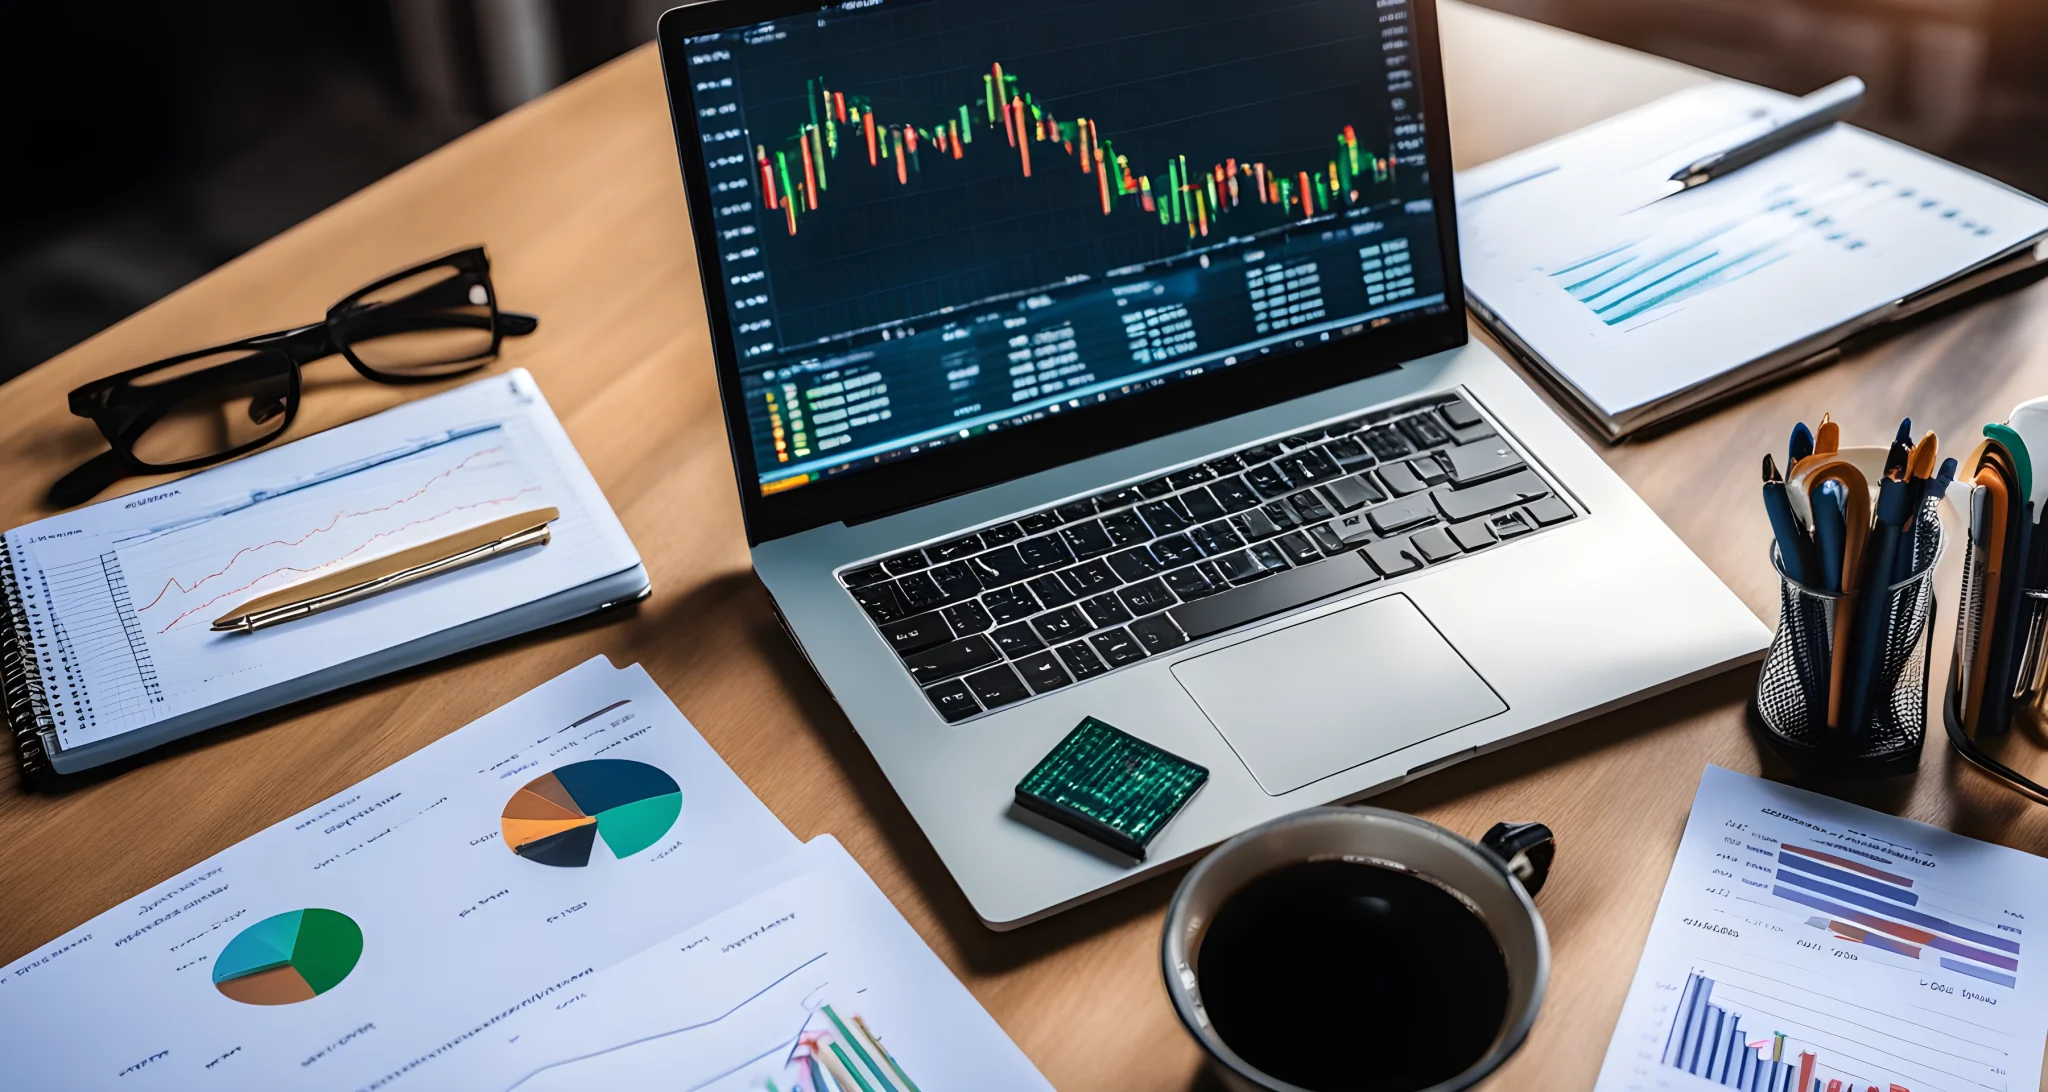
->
[8, 4, 2048, 1087]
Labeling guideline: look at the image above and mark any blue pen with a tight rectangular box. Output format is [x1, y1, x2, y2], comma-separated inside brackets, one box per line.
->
[1814, 480, 1848, 594]
[1762, 455, 1811, 585]
[1790, 422, 1815, 467]
[1845, 476, 1910, 736]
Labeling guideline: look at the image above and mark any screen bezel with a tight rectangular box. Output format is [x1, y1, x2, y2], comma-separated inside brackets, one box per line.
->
[656, 0, 1468, 545]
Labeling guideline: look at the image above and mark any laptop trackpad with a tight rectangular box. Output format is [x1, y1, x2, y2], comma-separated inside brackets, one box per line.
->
[1170, 594, 1507, 795]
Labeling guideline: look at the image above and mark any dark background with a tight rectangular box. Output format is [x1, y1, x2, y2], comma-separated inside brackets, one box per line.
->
[2, 0, 2043, 387]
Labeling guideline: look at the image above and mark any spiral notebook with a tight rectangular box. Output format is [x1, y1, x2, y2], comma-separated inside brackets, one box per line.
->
[1, 370, 647, 777]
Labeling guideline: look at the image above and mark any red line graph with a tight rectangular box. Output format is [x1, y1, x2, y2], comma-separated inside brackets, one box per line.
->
[154, 485, 544, 633]
[138, 447, 509, 613]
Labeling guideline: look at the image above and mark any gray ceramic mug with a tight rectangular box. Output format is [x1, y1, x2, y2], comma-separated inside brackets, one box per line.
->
[1160, 807, 1556, 1092]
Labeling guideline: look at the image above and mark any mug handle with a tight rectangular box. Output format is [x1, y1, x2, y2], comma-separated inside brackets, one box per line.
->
[1482, 821, 1556, 897]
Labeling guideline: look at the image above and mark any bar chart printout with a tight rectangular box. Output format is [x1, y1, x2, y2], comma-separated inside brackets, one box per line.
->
[1593, 767, 2048, 1092]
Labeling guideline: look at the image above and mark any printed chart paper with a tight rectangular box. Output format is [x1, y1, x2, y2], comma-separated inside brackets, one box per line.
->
[0, 657, 795, 1090]
[493, 837, 1055, 1092]
[1595, 766, 2048, 1092]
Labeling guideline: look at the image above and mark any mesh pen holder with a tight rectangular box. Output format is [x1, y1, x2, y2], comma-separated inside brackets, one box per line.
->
[1751, 512, 1942, 776]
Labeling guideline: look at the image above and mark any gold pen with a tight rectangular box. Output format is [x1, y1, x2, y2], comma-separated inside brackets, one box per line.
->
[211, 507, 560, 633]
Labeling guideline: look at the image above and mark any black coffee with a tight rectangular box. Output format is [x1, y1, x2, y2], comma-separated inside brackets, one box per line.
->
[1196, 859, 1509, 1092]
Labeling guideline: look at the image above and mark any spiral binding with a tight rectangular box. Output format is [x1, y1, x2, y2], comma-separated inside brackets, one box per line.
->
[0, 539, 54, 782]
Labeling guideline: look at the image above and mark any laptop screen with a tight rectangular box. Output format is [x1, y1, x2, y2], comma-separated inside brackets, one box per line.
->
[678, 0, 1450, 499]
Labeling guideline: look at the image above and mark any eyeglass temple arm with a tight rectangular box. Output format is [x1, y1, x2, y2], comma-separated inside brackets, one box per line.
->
[498, 312, 539, 336]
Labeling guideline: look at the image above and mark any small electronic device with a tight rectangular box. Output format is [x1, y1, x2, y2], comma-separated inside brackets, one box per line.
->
[1014, 717, 1208, 859]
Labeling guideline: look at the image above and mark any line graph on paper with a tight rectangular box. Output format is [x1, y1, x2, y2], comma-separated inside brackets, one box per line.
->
[124, 432, 544, 635]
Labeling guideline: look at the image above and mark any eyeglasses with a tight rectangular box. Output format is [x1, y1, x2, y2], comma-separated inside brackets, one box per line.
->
[51, 247, 538, 507]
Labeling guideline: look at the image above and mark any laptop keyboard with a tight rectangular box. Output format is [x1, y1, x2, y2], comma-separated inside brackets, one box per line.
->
[837, 393, 1577, 724]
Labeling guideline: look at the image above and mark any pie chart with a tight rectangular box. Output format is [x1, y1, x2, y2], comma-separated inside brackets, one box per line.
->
[213, 909, 363, 1005]
[502, 759, 683, 868]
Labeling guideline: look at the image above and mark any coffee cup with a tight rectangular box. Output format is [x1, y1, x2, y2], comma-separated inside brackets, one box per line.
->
[1161, 807, 1555, 1092]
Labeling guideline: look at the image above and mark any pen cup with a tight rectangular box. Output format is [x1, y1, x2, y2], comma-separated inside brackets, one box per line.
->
[1751, 514, 1941, 776]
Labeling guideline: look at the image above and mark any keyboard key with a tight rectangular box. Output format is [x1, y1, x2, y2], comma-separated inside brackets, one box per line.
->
[1018, 511, 1062, 533]
[980, 522, 1024, 546]
[971, 545, 1034, 587]
[1056, 641, 1108, 680]
[882, 550, 929, 575]
[991, 621, 1046, 657]
[1362, 538, 1425, 577]
[1106, 546, 1164, 581]
[1033, 605, 1091, 643]
[1448, 519, 1497, 552]
[1166, 465, 1217, 488]
[1055, 500, 1098, 522]
[983, 584, 1040, 624]
[1118, 577, 1178, 616]
[1210, 476, 1262, 512]
[924, 679, 980, 723]
[894, 570, 946, 609]
[965, 665, 1031, 710]
[1093, 486, 1144, 511]
[1062, 559, 1122, 595]
[1441, 439, 1524, 485]
[1190, 521, 1247, 556]
[1527, 495, 1575, 525]
[1137, 477, 1175, 498]
[1169, 552, 1379, 638]
[1306, 522, 1348, 555]
[1282, 428, 1329, 449]
[1249, 540, 1290, 572]
[1276, 447, 1341, 485]
[1398, 413, 1451, 449]
[1321, 474, 1382, 512]
[1100, 510, 1151, 546]
[1240, 443, 1285, 464]
[929, 561, 981, 602]
[1130, 614, 1188, 654]
[1368, 495, 1438, 535]
[1061, 521, 1116, 560]
[1322, 435, 1375, 469]
[1233, 507, 1281, 541]
[852, 582, 909, 623]
[842, 564, 889, 587]
[1406, 456, 1449, 488]
[1490, 509, 1537, 539]
[881, 612, 953, 655]
[1028, 572, 1079, 608]
[1212, 550, 1271, 584]
[1016, 534, 1075, 573]
[1361, 425, 1414, 460]
[927, 534, 983, 562]
[1273, 532, 1321, 565]
[1090, 627, 1148, 666]
[1152, 534, 1202, 566]
[1260, 500, 1297, 531]
[1243, 463, 1295, 499]
[1014, 651, 1074, 693]
[1081, 592, 1133, 629]
[1331, 508, 1375, 543]
[1180, 487, 1227, 521]
[1440, 398, 1484, 429]
[1138, 498, 1193, 534]
[905, 634, 1002, 684]
[1434, 469, 1549, 523]
[943, 598, 994, 635]
[1410, 526, 1460, 564]
[1163, 565, 1223, 601]
[1290, 490, 1334, 522]
[1377, 461, 1429, 496]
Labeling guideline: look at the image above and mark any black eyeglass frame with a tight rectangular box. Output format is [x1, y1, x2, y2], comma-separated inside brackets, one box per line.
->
[54, 248, 538, 505]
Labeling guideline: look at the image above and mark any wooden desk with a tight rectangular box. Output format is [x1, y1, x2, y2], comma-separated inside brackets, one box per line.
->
[5, 4, 2048, 1087]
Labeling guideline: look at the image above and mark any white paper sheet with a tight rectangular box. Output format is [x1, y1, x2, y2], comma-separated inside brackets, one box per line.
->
[1595, 766, 2048, 1092]
[0, 657, 797, 1091]
[1457, 82, 2048, 419]
[489, 837, 1055, 1092]
[4, 369, 641, 749]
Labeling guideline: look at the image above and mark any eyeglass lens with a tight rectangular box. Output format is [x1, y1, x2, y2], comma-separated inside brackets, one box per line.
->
[124, 348, 295, 466]
[335, 261, 497, 377]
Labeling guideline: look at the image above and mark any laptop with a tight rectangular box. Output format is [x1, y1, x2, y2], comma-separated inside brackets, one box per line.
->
[655, 0, 1769, 928]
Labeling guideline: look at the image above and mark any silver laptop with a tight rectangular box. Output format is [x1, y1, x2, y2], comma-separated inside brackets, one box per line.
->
[655, 0, 1768, 928]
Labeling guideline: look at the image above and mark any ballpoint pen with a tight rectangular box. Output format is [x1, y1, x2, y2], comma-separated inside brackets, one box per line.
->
[1762, 455, 1812, 586]
[1789, 422, 1814, 468]
[1845, 473, 1909, 737]
[1653, 76, 1866, 201]
[211, 507, 560, 633]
